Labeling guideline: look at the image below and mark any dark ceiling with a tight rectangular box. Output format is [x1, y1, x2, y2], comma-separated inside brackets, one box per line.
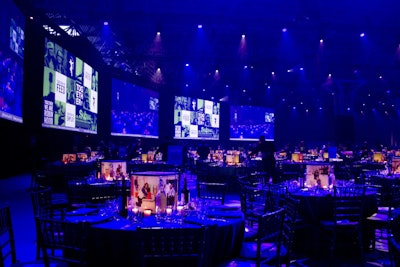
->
[14, 0, 400, 112]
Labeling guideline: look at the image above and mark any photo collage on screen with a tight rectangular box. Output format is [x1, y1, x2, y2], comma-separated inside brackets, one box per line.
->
[42, 37, 98, 133]
[0, 0, 25, 123]
[230, 105, 274, 141]
[174, 95, 220, 140]
[110, 78, 159, 138]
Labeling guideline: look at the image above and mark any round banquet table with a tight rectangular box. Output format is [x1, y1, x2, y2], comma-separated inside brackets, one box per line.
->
[288, 187, 377, 256]
[290, 187, 378, 224]
[65, 205, 245, 267]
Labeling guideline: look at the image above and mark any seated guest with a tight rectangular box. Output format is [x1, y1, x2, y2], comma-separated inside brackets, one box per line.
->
[83, 146, 91, 158]
[197, 143, 210, 162]
[156, 136, 173, 162]
[127, 138, 143, 159]
[99, 140, 111, 159]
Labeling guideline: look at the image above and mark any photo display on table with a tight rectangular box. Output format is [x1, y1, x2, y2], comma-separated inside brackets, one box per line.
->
[100, 160, 127, 181]
[304, 164, 333, 188]
[392, 157, 400, 174]
[373, 152, 384, 163]
[62, 153, 76, 164]
[130, 172, 179, 212]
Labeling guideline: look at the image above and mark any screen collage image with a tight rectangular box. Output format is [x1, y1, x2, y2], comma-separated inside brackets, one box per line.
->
[42, 38, 98, 133]
[174, 95, 219, 140]
[0, 0, 25, 123]
[111, 78, 159, 138]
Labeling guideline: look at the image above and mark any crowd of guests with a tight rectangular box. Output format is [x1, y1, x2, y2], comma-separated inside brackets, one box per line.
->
[44, 133, 398, 188]
[276, 140, 399, 163]
[93, 137, 400, 168]
[110, 109, 158, 137]
[0, 50, 23, 115]
[57, 136, 400, 187]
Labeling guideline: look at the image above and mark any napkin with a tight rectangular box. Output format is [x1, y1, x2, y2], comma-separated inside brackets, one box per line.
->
[183, 218, 205, 226]
[184, 217, 227, 225]
[66, 214, 114, 224]
[208, 211, 243, 219]
[207, 210, 243, 219]
[65, 207, 98, 216]
[209, 205, 240, 211]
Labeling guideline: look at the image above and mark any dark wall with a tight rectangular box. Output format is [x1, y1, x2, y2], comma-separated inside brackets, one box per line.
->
[0, 12, 107, 178]
[1, 12, 400, 178]
[335, 115, 354, 147]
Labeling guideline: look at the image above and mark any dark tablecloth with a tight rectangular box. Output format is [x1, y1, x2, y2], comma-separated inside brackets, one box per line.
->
[68, 206, 245, 267]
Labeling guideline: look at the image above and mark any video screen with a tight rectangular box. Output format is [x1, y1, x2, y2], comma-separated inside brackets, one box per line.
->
[110, 78, 159, 138]
[0, 0, 25, 123]
[173, 95, 220, 140]
[42, 37, 98, 134]
[230, 105, 274, 141]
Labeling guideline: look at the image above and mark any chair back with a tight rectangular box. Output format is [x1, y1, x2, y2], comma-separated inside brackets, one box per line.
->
[238, 173, 268, 188]
[388, 184, 400, 220]
[30, 188, 64, 219]
[67, 179, 89, 206]
[248, 172, 269, 187]
[87, 182, 119, 204]
[282, 195, 300, 267]
[30, 188, 51, 218]
[30, 187, 68, 260]
[389, 210, 400, 266]
[137, 226, 208, 267]
[195, 161, 210, 180]
[35, 216, 90, 267]
[239, 185, 269, 222]
[266, 183, 288, 210]
[0, 204, 17, 267]
[196, 181, 226, 205]
[256, 208, 285, 267]
[30, 171, 49, 192]
[366, 175, 393, 209]
[319, 185, 366, 265]
[332, 185, 366, 225]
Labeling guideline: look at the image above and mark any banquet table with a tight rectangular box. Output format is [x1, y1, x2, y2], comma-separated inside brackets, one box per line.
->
[128, 161, 179, 173]
[196, 162, 257, 192]
[45, 160, 97, 191]
[46, 160, 97, 177]
[290, 187, 378, 224]
[288, 186, 378, 255]
[65, 204, 245, 267]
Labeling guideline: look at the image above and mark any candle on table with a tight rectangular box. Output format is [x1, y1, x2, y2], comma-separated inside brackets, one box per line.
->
[132, 207, 139, 215]
[176, 205, 183, 214]
[166, 207, 172, 215]
[144, 209, 152, 217]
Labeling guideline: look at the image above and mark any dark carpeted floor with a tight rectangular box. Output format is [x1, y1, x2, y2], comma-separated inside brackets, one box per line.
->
[0, 173, 392, 266]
